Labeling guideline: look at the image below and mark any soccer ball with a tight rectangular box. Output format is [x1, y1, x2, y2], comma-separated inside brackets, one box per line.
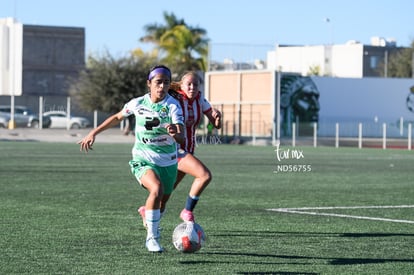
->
[172, 222, 206, 253]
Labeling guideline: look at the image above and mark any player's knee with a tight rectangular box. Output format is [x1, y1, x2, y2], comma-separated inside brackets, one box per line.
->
[199, 169, 212, 185]
[148, 187, 163, 200]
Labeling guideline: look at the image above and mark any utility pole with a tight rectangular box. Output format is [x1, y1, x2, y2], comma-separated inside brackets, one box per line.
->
[412, 51, 414, 78]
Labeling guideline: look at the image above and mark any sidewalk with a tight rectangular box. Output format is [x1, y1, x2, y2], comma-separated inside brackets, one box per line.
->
[1, 128, 411, 149]
[0, 128, 134, 143]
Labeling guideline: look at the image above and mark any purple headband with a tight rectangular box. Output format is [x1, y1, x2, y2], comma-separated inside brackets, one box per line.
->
[148, 68, 171, 80]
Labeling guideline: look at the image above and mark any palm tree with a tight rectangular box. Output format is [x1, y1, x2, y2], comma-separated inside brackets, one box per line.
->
[140, 12, 185, 44]
[160, 25, 209, 71]
[139, 12, 209, 72]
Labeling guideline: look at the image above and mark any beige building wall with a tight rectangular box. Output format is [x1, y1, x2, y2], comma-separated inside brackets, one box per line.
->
[205, 70, 276, 137]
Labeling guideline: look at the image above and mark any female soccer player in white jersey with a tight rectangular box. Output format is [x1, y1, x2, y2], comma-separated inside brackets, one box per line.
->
[78, 65, 184, 253]
[138, 71, 221, 224]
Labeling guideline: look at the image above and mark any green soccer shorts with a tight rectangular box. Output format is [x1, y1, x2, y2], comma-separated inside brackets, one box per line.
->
[129, 160, 177, 195]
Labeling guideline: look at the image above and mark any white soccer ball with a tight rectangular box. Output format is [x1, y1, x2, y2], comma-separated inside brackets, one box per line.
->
[172, 222, 206, 253]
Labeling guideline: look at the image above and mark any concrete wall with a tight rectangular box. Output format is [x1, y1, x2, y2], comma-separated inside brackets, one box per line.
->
[205, 70, 275, 137]
[205, 70, 414, 138]
[22, 24, 85, 96]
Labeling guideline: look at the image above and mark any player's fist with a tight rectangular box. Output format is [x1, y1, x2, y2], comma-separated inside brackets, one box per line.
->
[166, 124, 177, 135]
[212, 109, 222, 129]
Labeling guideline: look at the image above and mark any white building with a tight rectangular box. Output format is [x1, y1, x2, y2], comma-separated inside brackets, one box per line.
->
[0, 17, 23, 96]
[267, 38, 402, 78]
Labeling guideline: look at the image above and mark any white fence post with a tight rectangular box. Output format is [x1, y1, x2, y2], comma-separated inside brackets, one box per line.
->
[408, 123, 412, 151]
[292, 122, 296, 147]
[335, 123, 339, 148]
[66, 97, 71, 130]
[358, 123, 362, 149]
[382, 123, 387, 149]
[313, 122, 317, 148]
[93, 110, 98, 128]
[39, 96, 43, 129]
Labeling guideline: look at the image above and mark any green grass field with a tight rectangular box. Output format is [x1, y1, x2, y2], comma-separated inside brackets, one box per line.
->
[1, 141, 413, 274]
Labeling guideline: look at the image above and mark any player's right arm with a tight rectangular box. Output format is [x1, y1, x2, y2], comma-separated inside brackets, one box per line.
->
[78, 111, 124, 152]
[166, 123, 185, 145]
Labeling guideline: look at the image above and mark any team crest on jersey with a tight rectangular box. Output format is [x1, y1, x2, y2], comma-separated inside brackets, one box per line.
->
[159, 107, 168, 119]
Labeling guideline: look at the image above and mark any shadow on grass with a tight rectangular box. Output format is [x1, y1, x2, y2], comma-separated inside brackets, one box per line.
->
[197, 230, 414, 268]
[178, 255, 317, 275]
[339, 232, 414, 237]
[236, 273, 317, 275]
[210, 230, 414, 238]
[200, 251, 414, 265]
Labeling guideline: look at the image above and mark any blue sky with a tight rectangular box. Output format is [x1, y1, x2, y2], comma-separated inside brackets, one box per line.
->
[1, 0, 413, 63]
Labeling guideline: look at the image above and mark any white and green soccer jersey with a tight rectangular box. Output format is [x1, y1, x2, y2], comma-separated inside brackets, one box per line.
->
[122, 93, 184, 167]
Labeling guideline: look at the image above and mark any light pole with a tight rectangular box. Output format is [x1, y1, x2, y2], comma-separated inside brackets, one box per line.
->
[324, 18, 334, 45]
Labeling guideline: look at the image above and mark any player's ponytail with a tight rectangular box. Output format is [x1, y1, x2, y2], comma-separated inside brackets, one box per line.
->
[169, 82, 181, 92]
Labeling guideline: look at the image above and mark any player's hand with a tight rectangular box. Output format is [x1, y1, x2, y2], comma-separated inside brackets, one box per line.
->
[166, 124, 185, 145]
[78, 134, 95, 153]
[166, 124, 178, 135]
[211, 109, 222, 128]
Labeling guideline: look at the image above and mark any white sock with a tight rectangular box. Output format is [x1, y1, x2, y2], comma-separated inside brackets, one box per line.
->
[145, 209, 160, 239]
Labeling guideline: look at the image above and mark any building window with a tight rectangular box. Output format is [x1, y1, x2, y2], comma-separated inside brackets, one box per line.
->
[370, 56, 380, 69]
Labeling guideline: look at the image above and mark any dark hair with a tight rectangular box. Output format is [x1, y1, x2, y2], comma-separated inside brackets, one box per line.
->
[147, 65, 172, 81]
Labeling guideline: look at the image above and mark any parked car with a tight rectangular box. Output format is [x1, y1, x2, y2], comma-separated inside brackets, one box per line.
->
[43, 111, 91, 129]
[0, 114, 8, 128]
[0, 105, 51, 128]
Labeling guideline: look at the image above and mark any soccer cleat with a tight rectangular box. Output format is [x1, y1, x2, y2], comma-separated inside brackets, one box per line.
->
[180, 209, 195, 222]
[145, 236, 164, 252]
[138, 206, 147, 228]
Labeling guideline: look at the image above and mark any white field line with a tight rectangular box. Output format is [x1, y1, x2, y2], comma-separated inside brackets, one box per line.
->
[267, 205, 414, 224]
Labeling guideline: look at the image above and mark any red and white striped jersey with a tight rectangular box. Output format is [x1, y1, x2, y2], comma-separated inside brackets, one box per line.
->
[176, 90, 212, 154]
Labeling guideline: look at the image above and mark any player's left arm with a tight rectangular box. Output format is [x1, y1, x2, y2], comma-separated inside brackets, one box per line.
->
[201, 96, 221, 129]
[205, 108, 222, 129]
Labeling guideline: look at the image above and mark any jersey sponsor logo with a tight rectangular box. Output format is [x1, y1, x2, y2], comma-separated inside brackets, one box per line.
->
[141, 136, 168, 144]
[137, 106, 152, 115]
[144, 116, 160, 130]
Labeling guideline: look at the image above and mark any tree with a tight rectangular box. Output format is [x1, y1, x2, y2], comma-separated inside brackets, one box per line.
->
[383, 40, 414, 78]
[160, 25, 208, 72]
[138, 11, 209, 73]
[69, 13, 210, 113]
[140, 12, 185, 44]
[69, 51, 158, 113]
